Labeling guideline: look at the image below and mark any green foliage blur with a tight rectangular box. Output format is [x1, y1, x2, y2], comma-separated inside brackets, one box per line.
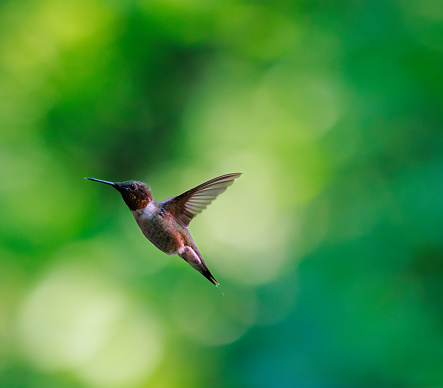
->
[1, 0, 442, 387]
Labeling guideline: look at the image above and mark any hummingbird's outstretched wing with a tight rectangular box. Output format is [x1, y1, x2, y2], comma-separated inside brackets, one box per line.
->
[161, 173, 242, 227]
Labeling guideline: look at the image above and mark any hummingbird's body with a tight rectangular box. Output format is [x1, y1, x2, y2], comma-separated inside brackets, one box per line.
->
[132, 201, 194, 255]
[87, 173, 241, 285]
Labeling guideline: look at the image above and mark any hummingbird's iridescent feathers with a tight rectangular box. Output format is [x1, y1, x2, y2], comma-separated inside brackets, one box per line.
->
[117, 181, 152, 211]
[161, 173, 242, 227]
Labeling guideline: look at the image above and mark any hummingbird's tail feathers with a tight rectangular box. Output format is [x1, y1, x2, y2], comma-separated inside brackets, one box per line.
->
[178, 246, 219, 286]
[199, 267, 219, 286]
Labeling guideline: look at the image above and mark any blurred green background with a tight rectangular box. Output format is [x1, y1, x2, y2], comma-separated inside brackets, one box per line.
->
[1, 0, 443, 387]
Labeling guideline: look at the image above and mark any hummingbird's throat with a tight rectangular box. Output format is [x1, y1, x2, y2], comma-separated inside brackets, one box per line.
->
[121, 192, 151, 211]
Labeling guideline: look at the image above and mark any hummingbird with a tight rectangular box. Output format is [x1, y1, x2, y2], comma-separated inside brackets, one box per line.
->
[86, 173, 242, 286]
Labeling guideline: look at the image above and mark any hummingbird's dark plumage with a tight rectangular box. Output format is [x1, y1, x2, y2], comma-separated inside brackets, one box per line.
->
[86, 173, 242, 285]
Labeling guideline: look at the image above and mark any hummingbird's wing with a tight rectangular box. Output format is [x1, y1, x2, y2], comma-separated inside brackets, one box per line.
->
[161, 173, 242, 227]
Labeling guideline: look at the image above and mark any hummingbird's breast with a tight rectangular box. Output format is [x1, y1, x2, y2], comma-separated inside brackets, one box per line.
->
[132, 201, 189, 254]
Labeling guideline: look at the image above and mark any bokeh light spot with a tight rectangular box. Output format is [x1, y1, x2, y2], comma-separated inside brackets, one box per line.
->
[18, 262, 162, 387]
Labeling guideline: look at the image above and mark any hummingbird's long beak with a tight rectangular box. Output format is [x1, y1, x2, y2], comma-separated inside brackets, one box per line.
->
[85, 178, 116, 186]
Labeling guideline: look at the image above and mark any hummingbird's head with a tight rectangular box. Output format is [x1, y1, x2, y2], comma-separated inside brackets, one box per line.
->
[87, 178, 153, 211]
